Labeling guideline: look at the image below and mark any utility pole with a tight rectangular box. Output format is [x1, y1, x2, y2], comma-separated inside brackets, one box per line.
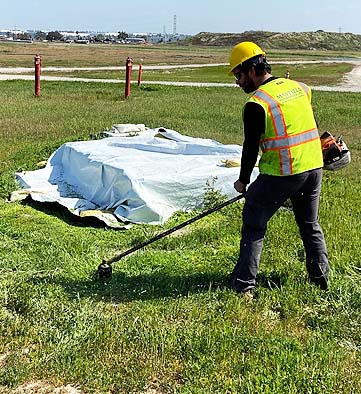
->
[338, 27, 342, 34]
[173, 14, 177, 36]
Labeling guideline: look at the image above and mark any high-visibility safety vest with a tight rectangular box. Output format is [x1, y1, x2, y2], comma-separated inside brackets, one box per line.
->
[246, 78, 323, 176]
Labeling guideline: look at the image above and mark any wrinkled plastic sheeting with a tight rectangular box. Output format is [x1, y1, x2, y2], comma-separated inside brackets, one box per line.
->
[13, 126, 259, 227]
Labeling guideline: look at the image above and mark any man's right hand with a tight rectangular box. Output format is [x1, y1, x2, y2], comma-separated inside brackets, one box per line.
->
[234, 180, 247, 194]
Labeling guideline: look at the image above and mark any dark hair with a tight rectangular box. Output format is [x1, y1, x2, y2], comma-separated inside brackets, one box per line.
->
[241, 55, 271, 76]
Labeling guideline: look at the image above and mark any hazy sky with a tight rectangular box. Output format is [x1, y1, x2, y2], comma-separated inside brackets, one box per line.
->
[1, 0, 360, 35]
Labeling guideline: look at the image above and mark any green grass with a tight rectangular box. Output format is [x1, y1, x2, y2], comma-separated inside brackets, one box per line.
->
[0, 79, 360, 393]
[16, 63, 351, 87]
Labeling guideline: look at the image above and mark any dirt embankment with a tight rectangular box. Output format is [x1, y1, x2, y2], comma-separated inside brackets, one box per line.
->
[184, 31, 361, 51]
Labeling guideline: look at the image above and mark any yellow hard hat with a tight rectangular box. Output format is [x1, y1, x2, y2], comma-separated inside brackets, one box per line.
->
[228, 41, 266, 75]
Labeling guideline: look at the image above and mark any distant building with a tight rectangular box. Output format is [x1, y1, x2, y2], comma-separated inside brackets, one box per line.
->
[0, 29, 33, 42]
[0, 27, 192, 44]
[130, 32, 191, 44]
[60, 31, 92, 41]
[0, 29, 9, 38]
[125, 37, 146, 44]
[0, 29, 26, 39]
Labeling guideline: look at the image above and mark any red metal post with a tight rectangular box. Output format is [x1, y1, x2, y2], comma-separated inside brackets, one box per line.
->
[34, 54, 41, 97]
[125, 57, 133, 98]
[137, 62, 143, 86]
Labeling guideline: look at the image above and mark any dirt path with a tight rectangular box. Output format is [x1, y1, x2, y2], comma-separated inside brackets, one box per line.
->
[1, 61, 361, 92]
[0, 64, 226, 73]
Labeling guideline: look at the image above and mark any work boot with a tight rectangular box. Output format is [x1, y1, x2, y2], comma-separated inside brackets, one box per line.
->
[229, 275, 255, 297]
[242, 290, 254, 301]
[309, 275, 328, 290]
[306, 258, 329, 290]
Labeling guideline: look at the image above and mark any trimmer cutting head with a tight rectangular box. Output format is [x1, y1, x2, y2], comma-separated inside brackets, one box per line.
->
[97, 262, 113, 279]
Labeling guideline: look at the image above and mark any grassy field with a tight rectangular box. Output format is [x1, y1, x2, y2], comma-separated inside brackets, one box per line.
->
[0, 41, 360, 67]
[0, 42, 355, 87]
[0, 46, 360, 393]
[33, 63, 351, 87]
[0, 42, 229, 67]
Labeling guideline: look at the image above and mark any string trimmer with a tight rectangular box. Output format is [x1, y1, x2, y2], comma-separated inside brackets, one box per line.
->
[97, 193, 245, 279]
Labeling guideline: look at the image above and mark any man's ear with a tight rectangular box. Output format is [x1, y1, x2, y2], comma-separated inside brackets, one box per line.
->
[248, 66, 256, 78]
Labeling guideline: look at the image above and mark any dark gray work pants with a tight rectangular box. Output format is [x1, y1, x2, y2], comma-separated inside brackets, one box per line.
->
[232, 168, 329, 292]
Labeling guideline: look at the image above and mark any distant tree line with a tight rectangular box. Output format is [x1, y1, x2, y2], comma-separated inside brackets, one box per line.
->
[32, 30, 129, 42]
[18, 32, 32, 40]
[46, 31, 63, 41]
[35, 31, 47, 41]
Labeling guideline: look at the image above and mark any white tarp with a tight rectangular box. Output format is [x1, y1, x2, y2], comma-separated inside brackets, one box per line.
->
[12, 126, 259, 227]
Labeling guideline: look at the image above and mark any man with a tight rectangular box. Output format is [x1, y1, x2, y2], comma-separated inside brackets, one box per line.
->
[229, 41, 330, 294]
